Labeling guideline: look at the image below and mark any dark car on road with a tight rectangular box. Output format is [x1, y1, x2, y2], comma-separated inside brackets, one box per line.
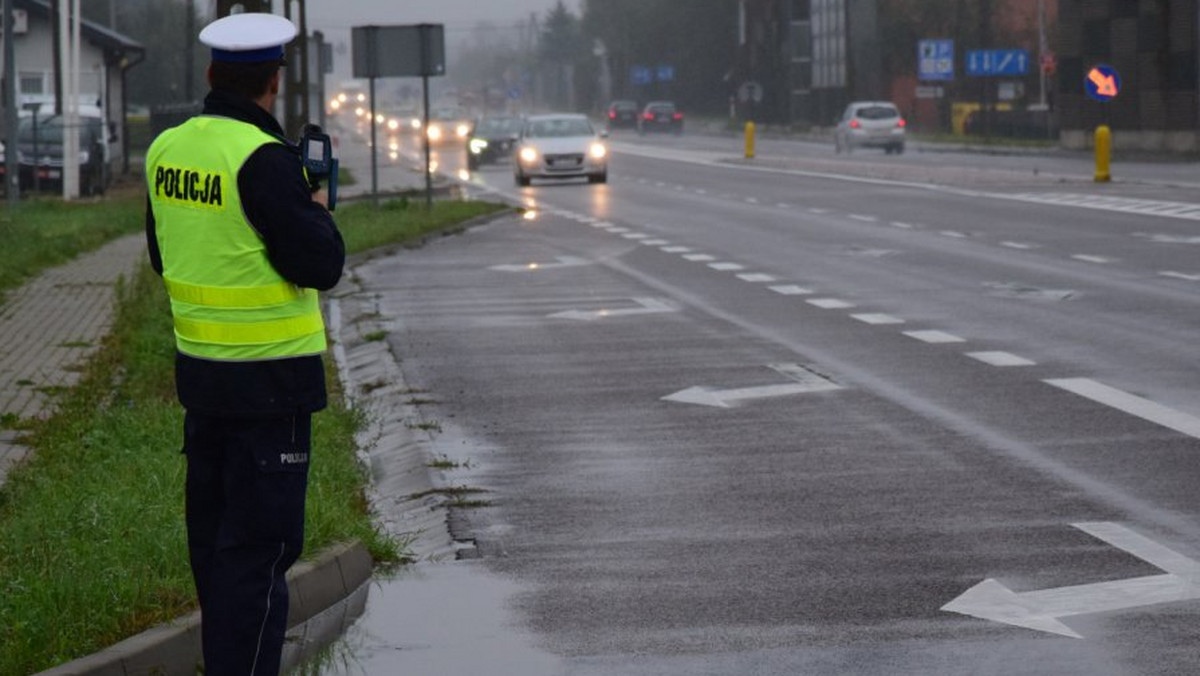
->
[605, 100, 639, 130]
[466, 115, 524, 170]
[638, 101, 684, 135]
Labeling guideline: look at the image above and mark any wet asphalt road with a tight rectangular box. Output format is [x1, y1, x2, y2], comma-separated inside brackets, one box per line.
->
[315, 131, 1200, 675]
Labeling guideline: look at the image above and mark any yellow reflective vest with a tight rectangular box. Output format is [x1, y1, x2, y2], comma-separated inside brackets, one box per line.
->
[146, 116, 327, 361]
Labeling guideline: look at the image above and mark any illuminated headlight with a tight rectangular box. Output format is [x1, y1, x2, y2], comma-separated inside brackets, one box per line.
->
[427, 125, 443, 141]
[469, 138, 489, 154]
[455, 123, 470, 138]
[589, 142, 607, 159]
[337, 93, 348, 103]
[410, 118, 422, 130]
[387, 119, 400, 131]
[356, 93, 366, 102]
[519, 146, 539, 164]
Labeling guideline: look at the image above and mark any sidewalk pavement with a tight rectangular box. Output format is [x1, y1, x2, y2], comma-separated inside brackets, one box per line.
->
[0, 233, 146, 488]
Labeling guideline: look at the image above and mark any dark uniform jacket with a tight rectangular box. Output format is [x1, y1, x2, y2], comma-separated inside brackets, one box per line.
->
[146, 89, 345, 418]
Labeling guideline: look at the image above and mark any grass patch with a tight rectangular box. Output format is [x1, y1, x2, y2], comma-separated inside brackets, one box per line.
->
[337, 198, 511, 255]
[362, 330, 388, 342]
[0, 198, 143, 304]
[0, 193, 508, 673]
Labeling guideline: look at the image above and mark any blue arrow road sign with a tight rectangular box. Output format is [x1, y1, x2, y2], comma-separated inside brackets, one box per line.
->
[967, 49, 1030, 76]
[918, 39, 954, 81]
[631, 65, 652, 86]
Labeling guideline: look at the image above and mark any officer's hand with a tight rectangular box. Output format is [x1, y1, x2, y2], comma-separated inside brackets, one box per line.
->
[312, 188, 329, 209]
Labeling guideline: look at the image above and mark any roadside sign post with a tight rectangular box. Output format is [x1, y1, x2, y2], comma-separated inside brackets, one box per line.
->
[352, 23, 445, 207]
[1085, 63, 1121, 183]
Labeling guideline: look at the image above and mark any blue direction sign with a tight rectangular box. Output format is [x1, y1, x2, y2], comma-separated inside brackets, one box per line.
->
[630, 65, 652, 86]
[656, 64, 675, 82]
[1085, 63, 1121, 102]
[966, 49, 1030, 76]
[918, 39, 954, 81]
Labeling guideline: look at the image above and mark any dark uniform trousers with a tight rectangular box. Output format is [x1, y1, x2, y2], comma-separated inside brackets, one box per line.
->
[183, 411, 311, 676]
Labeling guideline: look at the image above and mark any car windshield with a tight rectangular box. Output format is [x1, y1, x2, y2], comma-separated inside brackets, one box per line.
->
[854, 105, 898, 120]
[526, 118, 594, 138]
[647, 103, 676, 113]
[476, 117, 523, 136]
[611, 101, 636, 111]
[17, 116, 101, 145]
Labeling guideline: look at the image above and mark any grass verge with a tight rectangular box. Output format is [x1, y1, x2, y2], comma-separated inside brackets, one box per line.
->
[0, 198, 144, 304]
[0, 194, 511, 674]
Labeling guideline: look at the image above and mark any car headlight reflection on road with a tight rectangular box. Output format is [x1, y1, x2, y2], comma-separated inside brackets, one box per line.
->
[589, 142, 607, 160]
[519, 147, 538, 164]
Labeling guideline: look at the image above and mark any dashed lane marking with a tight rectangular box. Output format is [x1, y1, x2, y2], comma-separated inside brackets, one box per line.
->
[1160, 271, 1200, 281]
[851, 313, 904, 325]
[769, 285, 815, 295]
[1046, 378, 1200, 440]
[737, 273, 777, 283]
[848, 214, 878, 223]
[1071, 254, 1112, 264]
[709, 262, 745, 271]
[683, 254, 716, 262]
[967, 351, 1036, 367]
[661, 246, 691, 253]
[808, 298, 855, 309]
[1002, 241, 1036, 250]
[905, 330, 966, 344]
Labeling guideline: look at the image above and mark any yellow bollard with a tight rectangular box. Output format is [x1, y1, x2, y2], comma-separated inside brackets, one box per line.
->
[1094, 124, 1111, 183]
[744, 121, 756, 159]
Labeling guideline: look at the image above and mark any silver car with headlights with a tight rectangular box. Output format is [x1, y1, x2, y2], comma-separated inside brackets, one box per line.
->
[514, 114, 608, 186]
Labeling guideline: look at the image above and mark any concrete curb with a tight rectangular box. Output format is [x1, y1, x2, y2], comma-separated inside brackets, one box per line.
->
[34, 541, 373, 676]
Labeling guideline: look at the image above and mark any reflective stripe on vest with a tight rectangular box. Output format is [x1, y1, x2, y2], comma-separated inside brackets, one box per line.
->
[164, 277, 304, 308]
[147, 116, 327, 361]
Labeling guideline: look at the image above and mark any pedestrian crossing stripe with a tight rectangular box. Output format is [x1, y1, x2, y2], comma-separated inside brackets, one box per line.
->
[1000, 193, 1200, 221]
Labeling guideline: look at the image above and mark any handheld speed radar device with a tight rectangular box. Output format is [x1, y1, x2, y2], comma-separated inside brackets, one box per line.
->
[299, 124, 339, 211]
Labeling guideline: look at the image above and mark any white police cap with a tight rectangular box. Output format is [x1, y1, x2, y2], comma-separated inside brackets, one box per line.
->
[199, 13, 297, 63]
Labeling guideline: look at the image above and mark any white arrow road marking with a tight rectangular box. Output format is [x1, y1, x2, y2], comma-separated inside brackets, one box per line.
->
[662, 363, 842, 408]
[490, 256, 590, 272]
[549, 297, 676, 321]
[943, 522, 1200, 638]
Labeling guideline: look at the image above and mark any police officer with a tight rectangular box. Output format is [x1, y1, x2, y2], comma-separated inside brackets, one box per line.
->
[143, 13, 344, 676]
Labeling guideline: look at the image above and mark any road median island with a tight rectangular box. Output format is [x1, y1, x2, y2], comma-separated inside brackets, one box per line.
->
[0, 194, 511, 675]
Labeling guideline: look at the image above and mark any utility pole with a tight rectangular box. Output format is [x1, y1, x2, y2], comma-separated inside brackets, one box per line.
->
[185, 0, 195, 101]
[979, 0, 993, 140]
[4, 0, 19, 205]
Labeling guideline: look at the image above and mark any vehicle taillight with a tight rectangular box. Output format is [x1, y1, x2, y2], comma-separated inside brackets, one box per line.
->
[672, 113, 684, 120]
[849, 119, 861, 129]
[608, 111, 616, 119]
[897, 118, 907, 128]
[644, 112, 655, 120]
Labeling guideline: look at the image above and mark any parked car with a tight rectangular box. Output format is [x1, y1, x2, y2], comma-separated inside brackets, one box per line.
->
[0, 105, 111, 195]
[605, 99, 639, 130]
[466, 115, 524, 170]
[637, 101, 684, 135]
[834, 101, 906, 154]
[513, 114, 608, 186]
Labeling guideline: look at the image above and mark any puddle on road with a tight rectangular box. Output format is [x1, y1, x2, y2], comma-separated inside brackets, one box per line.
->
[298, 560, 563, 676]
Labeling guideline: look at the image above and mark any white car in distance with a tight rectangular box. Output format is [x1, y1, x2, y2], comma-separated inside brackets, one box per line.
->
[514, 114, 608, 186]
